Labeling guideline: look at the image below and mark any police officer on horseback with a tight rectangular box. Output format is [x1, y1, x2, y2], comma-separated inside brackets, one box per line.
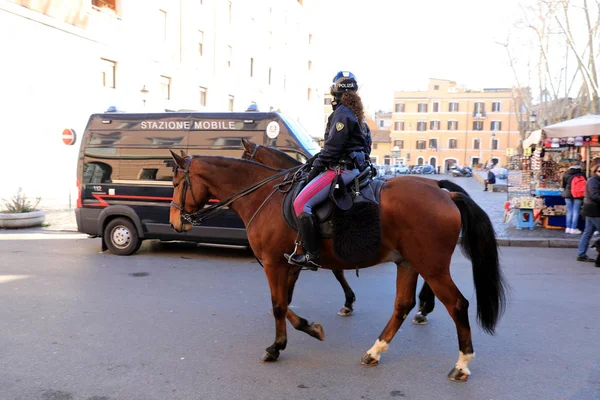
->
[285, 71, 372, 270]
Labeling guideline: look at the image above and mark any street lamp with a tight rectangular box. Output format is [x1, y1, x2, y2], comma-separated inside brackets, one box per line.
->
[140, 85, 149, 108]
[529, 112, 537, 130]
[491, 132, 496, 166]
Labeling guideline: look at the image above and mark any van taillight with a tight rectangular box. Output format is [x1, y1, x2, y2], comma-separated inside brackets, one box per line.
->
[76, 179, 82, 208]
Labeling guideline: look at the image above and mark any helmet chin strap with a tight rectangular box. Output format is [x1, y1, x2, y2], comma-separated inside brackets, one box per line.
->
[331, 94, 342, 109]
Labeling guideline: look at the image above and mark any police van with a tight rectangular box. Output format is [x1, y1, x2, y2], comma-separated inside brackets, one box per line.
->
[75, 111, 320, 255]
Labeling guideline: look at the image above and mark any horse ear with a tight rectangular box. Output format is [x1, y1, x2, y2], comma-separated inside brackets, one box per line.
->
[170, 150, 186, 169]
[241, 138, 252, 151]
[180, 150, 189, 158]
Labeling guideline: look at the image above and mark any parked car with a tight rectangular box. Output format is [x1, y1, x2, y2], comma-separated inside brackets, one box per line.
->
[421, 165, 435, 174]
[393, 164, 410, 175]
[491, 167, 508, 179]
[451, 166, 473, 177]
[398, 165, 410, 174]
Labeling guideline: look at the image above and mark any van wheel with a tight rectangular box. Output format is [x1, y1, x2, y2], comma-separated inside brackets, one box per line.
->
[104, 217, 141, 256]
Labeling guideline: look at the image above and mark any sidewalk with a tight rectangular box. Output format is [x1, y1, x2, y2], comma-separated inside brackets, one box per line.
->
[0, 175, 588, 248]
[440, 173, 582, 248]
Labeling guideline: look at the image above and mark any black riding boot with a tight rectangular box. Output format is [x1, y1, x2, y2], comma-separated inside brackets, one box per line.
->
[285, 212, 321, 271]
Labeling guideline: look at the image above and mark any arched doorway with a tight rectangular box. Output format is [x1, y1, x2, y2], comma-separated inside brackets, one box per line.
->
[417, 157, 424, 166]
[444, 158, 458, 173]
[429, 157, 437, 168]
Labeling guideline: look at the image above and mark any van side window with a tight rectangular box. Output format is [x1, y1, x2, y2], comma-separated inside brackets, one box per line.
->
[83, 162, 113, 183]
[115, 148, 175, 182]
[287, 152, 307, 163]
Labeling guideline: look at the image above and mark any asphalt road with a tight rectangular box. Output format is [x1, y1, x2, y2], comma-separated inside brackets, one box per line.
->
[0, 237, 599, 400]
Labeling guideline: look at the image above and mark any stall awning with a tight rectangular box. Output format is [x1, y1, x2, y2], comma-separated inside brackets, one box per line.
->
[523, 129, 542, 148]
[542, 114, 600, 138]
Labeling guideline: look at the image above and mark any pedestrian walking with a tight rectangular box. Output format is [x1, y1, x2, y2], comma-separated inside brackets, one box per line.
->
[576, 164, 600, 265]
[562, 162, 586, 234]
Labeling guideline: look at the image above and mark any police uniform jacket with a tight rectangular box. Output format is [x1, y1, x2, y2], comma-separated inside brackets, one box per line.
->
[313, 104, 371, 170]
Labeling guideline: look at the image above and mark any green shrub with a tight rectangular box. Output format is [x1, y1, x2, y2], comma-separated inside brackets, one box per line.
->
[1, 188, 41, 213]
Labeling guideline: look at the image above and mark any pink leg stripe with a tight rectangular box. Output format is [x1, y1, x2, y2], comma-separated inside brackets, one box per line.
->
[294, 170, 337, 216]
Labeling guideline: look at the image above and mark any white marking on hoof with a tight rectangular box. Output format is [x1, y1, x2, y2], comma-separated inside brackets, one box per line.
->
[455, 351, 475, 376]
[366, 339, 389, 362]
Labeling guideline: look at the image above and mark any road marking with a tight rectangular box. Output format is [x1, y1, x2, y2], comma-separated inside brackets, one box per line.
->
[0, 233, 88, 241]
[0, 275, 30, 284]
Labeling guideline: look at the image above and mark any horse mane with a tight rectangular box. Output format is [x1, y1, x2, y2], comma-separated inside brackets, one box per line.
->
[191, 155, 281, 173]
[259, 146, 301, 165]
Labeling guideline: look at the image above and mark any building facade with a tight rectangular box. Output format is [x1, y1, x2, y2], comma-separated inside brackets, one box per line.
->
[370, 111, 392, 165]
[0, 0, 322, 204]
[391, 78, 524, 171]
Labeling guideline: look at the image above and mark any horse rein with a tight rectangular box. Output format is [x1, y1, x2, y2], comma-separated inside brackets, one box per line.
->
[170, 156, 299, 226]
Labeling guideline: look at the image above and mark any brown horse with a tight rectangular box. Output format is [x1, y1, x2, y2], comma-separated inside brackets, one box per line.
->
[169, 152, 506, 381]
[240, 138, 470, 323]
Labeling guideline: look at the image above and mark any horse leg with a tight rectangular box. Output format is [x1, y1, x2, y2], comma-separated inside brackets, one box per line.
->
[284, 265, 325, 341]
[421, 272, 474, 382]
[361, 261, 418, 366]
[269, 266, 301, 315]
[261, 263, 290, 363]
[412, 281, 435, 325]
[332, 269, 356, 316]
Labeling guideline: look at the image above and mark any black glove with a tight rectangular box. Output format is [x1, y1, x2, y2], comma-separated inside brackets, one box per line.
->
[307, 166, 324, 183]
[306, 154, 319, 168]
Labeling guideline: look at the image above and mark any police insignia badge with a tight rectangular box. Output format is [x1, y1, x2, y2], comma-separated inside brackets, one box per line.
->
[336, 122, 344, 131]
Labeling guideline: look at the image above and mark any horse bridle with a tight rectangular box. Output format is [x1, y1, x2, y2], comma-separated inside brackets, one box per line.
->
[170, 157, 200, 225]
[170, 156, 299, 226]
[242, 144, 261, 161]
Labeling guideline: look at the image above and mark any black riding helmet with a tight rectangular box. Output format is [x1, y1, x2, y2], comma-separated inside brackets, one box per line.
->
[331, 71, 358, 97]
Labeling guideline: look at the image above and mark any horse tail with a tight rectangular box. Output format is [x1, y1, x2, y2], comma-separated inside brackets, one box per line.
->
[449, 192, 508, 335]
[437, 180, 470, 197]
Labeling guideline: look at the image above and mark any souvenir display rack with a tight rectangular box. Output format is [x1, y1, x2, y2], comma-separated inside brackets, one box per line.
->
[507, 156, 533, 202]
[533, 145, 584, 229]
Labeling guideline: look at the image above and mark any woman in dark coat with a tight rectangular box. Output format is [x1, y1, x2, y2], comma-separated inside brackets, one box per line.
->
[284, 71, 371, 270]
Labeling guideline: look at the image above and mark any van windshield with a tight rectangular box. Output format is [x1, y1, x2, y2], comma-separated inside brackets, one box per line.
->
[280, 114, 321, 155]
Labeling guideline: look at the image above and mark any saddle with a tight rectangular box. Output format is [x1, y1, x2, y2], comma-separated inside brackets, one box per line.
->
[282, 167, 385, 238]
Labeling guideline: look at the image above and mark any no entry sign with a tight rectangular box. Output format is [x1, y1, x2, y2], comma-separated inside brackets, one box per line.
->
[62, 128, 76, 146]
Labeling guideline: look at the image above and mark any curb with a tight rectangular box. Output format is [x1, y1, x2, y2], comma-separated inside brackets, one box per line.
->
[1, 229, 582, 248]
[459, 237, 580, 248]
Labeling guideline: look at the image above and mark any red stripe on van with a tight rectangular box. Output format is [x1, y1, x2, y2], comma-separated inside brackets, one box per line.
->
[86, 194, 219, 207]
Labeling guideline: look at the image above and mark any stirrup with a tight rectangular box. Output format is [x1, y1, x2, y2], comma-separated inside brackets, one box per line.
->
[284, 252, 320, 271]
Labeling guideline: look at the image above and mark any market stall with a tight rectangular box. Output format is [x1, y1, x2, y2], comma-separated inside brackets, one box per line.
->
[511, 114, 600, 230]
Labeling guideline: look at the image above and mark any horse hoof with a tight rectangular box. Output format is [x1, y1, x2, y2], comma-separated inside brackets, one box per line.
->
[260, 350, 279, 363]
[447, 367, 469, 382]
[360, 353, 379, 367]
[412, 313, 428, 325]
[337, 306, 353, 317]
[309, 322, 325, 341]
